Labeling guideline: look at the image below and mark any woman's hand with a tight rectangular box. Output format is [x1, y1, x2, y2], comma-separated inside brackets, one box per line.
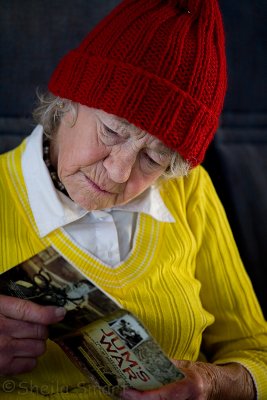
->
[0, 294, 66, 375]
[121, 360, 256, 400]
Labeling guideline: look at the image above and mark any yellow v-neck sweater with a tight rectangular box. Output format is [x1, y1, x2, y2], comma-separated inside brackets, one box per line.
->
[0, 140, 267, 399]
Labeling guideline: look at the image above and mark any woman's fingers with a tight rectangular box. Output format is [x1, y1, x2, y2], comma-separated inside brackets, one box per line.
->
[0, 295, 66, 375]
[1, 337, 46, 358]
[15, 341, 46, 358]
[0, 295, 66, 325]
[0, 315, 48, 339]
[0, 357, 37, 375]
[0, 336, 46, 375]
[120, 362, 206, 400]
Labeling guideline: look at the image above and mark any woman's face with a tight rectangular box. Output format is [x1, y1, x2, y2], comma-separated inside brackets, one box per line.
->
[50, 105, 173, 211]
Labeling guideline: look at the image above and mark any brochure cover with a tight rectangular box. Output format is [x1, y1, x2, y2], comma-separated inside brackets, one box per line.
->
[0, 247, 184, 398]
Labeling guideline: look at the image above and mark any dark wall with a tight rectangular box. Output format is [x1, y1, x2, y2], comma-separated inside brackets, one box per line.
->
[203, 1, 267, 317]
[0, 0, 121, 149]
[0, 1, 266, 316]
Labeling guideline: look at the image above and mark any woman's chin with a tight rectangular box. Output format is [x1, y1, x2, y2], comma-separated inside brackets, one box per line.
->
[69, 191, 113, 211]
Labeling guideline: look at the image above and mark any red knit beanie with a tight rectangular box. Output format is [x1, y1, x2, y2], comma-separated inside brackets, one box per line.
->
[49, 0, 227, 167]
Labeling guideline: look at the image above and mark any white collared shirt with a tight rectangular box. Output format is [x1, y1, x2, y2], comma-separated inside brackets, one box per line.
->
[22, 125, 175, 267]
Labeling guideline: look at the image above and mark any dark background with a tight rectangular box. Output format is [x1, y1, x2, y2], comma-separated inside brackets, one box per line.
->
[0, 1, 266, 317]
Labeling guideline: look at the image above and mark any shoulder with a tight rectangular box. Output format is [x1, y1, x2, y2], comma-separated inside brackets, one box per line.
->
[160, 166, 216, 206]
[159, 166, 224, 228]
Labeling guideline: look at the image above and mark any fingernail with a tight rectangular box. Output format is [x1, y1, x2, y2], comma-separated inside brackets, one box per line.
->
[55, 307, 66, 318]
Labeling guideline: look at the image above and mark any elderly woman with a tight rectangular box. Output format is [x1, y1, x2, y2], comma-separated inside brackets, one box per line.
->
[0, 0, 266, 399]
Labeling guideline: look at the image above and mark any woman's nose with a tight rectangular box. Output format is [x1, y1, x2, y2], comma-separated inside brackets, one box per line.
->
[103, 148, 137, 183]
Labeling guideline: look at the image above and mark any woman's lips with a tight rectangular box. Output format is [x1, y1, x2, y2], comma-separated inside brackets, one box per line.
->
[85, 176, 111, 194]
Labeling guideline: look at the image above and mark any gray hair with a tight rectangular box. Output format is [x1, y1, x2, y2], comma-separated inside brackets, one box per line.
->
[33, 92, 191, 179]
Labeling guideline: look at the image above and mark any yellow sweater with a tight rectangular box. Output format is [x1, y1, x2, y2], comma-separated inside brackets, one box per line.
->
[0, 140, 267, 399]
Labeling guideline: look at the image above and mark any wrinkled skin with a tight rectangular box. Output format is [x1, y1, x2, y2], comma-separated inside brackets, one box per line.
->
[50, 105, 173, 211]
[120, 360, 256, 400]
[0, 295, 66, 375]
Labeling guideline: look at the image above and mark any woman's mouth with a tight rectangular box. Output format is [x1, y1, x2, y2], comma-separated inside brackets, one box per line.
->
[85, 176, 111, 194]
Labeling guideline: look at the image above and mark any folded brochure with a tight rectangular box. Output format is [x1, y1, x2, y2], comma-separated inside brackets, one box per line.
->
[0, 247, 184, 398]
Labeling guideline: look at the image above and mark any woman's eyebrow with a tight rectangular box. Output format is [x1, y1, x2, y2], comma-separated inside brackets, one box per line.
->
[112, 118, 144, 137]
[113, 116, 131, 127]
[110, 117, 172, 153]
[150, 142, 172, 154]
[112, 118, 133, 131]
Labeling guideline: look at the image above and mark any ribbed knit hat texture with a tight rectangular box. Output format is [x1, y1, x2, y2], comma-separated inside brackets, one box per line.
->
[49, 0, 227, 166]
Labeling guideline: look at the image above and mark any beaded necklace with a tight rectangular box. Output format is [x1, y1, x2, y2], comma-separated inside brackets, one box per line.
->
[43, 135, 69, 197]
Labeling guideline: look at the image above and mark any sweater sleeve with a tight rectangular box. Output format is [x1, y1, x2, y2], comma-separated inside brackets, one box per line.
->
[187, 167, 267, 398]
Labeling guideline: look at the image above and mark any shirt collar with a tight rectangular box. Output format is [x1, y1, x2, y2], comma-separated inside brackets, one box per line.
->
[110, 186, 175, 222]
[22, 125, 175, 238]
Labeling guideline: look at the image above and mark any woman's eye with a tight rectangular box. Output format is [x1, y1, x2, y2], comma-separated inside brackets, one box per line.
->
[103, 125, 118, 136]
[143, 152, 160, 167]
